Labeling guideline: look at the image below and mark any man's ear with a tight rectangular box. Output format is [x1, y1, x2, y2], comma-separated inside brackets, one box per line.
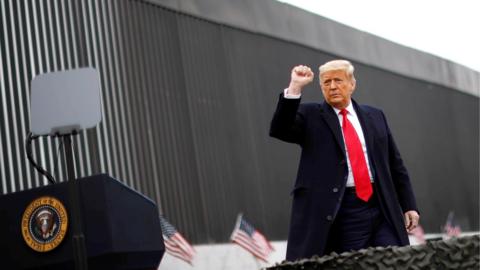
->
[351, 79, 356, 93]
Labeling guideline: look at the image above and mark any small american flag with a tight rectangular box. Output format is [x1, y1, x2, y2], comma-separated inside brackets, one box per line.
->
[443, 211, 461, 238]
[230, 214, 274, 262]
[408, 224, 426, 244]
[159, 216, 196, 265]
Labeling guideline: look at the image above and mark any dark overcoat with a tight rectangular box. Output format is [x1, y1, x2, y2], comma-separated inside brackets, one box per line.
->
[269, 95, 418, 261]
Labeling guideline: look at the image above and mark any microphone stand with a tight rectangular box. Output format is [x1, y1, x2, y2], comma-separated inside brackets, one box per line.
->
[63, 131, 88, 270]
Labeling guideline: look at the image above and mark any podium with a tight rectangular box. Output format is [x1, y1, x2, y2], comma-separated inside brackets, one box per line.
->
[0, 174, 165, 270]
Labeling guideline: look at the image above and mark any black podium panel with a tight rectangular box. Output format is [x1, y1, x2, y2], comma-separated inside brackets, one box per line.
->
[0, 174, 165, 270]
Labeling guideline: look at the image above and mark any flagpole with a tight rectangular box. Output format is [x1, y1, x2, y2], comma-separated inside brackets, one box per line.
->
[230, 213, 243, 240]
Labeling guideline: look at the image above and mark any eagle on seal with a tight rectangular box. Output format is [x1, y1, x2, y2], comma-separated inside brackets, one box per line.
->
[35, 209, 57, 239]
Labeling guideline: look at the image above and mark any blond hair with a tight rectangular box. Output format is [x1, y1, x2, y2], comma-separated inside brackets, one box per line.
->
[319, 60, 356, 82]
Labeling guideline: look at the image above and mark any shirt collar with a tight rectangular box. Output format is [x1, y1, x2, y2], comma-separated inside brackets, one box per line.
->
[332, 101, 356, 117]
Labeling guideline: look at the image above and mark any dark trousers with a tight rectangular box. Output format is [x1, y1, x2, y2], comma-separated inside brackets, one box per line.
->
[325, 186, 401, 254]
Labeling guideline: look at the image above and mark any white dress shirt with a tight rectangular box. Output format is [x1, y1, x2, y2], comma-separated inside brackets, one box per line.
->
[283, 89, 374, 187]
[332, 103, 374, 187]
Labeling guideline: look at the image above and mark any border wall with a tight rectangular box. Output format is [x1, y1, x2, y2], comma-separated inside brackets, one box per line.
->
[0, 0, 478, 246]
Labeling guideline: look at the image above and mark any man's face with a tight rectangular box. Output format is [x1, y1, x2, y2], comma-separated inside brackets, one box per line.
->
[320, 70, 355, 109]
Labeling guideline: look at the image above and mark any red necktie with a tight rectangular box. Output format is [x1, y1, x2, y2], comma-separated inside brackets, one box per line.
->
[340, 109, 372, 201]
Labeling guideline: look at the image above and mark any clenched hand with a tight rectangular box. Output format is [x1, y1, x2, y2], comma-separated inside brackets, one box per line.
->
[287, 65, 314, 95]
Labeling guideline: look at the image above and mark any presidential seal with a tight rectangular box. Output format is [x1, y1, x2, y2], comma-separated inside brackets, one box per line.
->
[21, 196, 68, 252]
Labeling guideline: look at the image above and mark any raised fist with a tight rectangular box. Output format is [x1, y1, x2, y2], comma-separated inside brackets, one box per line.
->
[288, 65, 314, 95]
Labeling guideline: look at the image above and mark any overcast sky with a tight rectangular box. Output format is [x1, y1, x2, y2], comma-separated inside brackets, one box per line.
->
[276, 0, 480, 72]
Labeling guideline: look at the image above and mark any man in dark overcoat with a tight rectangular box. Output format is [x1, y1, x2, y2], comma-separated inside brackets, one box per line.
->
[270, 60, 420, 261]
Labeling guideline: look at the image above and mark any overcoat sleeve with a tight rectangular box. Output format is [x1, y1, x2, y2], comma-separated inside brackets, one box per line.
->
[269, 94, 306, 145]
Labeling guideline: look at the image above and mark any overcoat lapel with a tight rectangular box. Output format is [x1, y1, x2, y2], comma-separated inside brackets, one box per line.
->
[319, 102, 346, 156]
